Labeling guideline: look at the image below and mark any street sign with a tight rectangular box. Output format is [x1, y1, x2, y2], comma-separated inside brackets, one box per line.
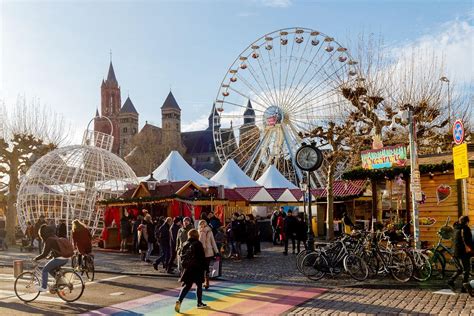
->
[453, 120, 464, 145]
[411, 169, 423, 201]
[453, 143, 469, 179]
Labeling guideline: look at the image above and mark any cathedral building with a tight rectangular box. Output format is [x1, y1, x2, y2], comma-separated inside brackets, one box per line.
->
[94, 60, 234, 177]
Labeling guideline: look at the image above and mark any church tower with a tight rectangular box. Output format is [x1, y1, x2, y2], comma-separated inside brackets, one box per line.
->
[239, 100, 259, 160]
[207, 103, 220, 130]
[118, 96, 139, 157]
[161, 91, 185, 156]
[94, 61, 122, 154]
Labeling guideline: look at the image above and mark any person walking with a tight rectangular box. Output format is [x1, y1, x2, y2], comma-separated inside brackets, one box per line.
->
[137, 219, 148, 261]
[71, 219, 92, 268]
[175, 229, 208, 312]
[144, 214, 156, 263]
[271, 208, 282, 245]
[245, 214, 257, 259]
[208, 212, 222, 236]
[448, 215, 474, 292]
[295, 215, 307, 254]
[198, 220, 219, 290]
[283, 210, 298, 255]
[176, 217, 193, 273]
[153, 217, 172, 270]
[132, 215, 143, 254]
[120, 216, 131, 252]
[167, 217, 182, 273]
[277, 212, 286, 253]
[34, 215, 47, 254]
[56, 220, 67, 238]
[231, 212, 246, 260]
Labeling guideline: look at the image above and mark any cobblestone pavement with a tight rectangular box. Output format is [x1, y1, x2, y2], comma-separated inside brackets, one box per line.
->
[286, 288, 474, 316]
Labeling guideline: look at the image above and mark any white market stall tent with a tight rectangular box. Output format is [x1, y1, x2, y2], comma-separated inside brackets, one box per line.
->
[151, 151, 216, 187]
[256, 165, 298, 189]
[211, 159, 258, 188]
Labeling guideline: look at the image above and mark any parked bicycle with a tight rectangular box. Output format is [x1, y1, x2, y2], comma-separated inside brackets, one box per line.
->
[14, 259, 85, 302]
[398, 225, 432, 282]
[301, 235, 369, 281]
[71, 251, 95, 282]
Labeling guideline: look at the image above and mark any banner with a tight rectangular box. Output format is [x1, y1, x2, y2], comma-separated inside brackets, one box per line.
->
[361, 145, 407, 170]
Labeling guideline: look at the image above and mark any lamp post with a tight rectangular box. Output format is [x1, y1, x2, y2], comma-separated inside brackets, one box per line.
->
[407, 105, 421, 250]
[306, 171, 315, 251]
[440, 76, 451, 127]
[389, 106, 421, 249]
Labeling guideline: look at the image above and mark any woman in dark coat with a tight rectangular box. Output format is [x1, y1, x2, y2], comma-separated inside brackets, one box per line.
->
[448, 215, 473, 292]
[245, 214, 257, 259]
[175, 229, 207, 312]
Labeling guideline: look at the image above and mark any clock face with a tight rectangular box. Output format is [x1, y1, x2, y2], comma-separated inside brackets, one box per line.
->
[296, 146, 322, 171]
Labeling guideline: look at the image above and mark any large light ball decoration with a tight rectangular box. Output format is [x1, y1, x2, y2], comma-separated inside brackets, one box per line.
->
[16, 118, 139, 236]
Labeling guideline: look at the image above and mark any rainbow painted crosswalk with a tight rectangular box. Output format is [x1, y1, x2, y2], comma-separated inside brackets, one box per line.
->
[83, 281, 325, 315]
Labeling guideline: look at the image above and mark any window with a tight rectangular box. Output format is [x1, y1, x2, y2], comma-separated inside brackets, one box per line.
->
[123, 127, 128, 133]
[192, 157, 196, 165]
[132, 128, 137, 134]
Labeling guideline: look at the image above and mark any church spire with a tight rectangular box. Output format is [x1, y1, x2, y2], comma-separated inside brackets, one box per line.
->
[208, 103, 220, 130]
[243, 100, 255, 125]
[106, 61, 118, 85]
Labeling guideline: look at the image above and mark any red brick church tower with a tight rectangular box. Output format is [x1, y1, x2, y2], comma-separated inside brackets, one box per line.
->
[94, 61, 121, 154]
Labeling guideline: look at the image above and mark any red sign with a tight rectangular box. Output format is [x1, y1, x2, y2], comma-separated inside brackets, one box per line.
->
[453, 120, 464, 145]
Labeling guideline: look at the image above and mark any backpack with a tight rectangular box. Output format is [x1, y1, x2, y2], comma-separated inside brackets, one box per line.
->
[56, 237, 74, 258]
[180, 241, 195, 269]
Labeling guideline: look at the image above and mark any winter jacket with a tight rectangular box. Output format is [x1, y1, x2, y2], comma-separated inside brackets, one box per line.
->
[209, 216, 222, 235]
[176, 224, 193, 254]
[277, 216, 285, 240]
[156, 222, 170, 244]
[284, 215, 298, 236]
[246, 220, 257, 243]
[231, 215, 247, 242]
[146, 221, 156, 244]
[72, 228, 92, 255]
[34, 236, 63, 260]
[453, 222, 474, 257]
[56, 223, 67, 238]
[270, 211, 280, 229]
[179, 238, 206, 285]
[120, 218, 131, 239]
[170, 223, 180, 250]
[296, 220, 307, 241]
[198, 225, 219, 258]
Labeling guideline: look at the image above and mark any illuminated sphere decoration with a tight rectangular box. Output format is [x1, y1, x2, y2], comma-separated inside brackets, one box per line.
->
[16, 119, 139, 236]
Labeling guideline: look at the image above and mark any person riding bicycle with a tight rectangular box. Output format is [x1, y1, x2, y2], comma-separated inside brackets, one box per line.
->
[71, 219, 92, 268]
[33, 224, 71, 292]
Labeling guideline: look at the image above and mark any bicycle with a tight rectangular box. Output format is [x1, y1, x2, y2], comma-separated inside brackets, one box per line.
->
[14, 260, 85, 302]
[398, 225, 432, 282]
[302, 235, 369, 281]
[362, 231, 414, 283]
[219, 240, 232, 259]
[71, 251, 95, 282]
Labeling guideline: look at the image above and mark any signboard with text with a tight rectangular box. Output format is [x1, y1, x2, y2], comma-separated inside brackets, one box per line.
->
[453, 143, 469, 179]
[361, 145, 408, 170]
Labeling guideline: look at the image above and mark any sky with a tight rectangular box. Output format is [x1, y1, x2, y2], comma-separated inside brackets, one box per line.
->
[1, 0, 473, 143]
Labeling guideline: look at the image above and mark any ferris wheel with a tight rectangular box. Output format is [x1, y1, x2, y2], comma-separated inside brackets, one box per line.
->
[213, 27, 358, 186]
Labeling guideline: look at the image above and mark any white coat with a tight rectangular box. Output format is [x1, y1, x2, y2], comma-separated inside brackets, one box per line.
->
[198, 225, 218, 258]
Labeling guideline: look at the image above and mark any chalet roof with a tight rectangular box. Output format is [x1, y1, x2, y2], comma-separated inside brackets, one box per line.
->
[314, 180, 368, 199]
[121, 96, 138, 114]
[224, 188, 246, 201]
[161, 91, 180, 110]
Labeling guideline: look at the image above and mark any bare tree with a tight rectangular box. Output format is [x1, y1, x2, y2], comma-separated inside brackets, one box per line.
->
[341, 34, 471, 155]
[125, 125, 162, 177]
[0, 97, 69, 243]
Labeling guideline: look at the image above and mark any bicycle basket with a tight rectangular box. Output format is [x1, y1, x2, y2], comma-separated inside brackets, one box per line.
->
[438, 225, 454, 240]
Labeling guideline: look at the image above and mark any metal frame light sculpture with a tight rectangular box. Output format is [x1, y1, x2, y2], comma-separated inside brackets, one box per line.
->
[16, 117, 139, 237]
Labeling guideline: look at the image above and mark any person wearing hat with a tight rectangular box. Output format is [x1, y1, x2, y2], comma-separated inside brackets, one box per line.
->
[176, 217, 193, 272]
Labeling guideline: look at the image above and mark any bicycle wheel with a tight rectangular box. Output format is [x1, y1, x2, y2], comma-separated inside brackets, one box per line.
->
[71, 254, 79, 270]
[84, 256, 95, 282]
[296, 249, 311, 273]
[428, 251, 445, 278]
[343, 254, 369, 281]
[412, 251, 432, 282]
[390, 250, 414, 283]
[57, 271, 85, 302]
[301, 252, 327, 281]
[14, 272, 40, 302]
[361, 251, 379, 278]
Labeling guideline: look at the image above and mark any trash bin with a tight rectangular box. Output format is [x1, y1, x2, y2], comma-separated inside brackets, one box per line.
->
[13, 260, 23, 278]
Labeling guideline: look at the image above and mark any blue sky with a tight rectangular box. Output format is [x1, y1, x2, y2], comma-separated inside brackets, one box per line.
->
[1, 0, 473, 143]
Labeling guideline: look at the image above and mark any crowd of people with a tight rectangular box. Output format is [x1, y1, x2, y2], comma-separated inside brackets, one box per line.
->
[270, 207, 308, 255]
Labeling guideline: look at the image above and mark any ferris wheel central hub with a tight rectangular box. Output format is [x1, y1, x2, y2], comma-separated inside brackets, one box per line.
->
[264, 106, 285, 127]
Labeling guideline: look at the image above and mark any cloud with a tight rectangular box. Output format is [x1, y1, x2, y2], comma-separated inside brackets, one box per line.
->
[260, 0, 292, 8]
[393, 17, 474, 85]
[182, 114, 209, 132]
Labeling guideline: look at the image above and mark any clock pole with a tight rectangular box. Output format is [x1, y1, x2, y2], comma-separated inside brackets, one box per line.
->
[307, 171, 315, 251]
